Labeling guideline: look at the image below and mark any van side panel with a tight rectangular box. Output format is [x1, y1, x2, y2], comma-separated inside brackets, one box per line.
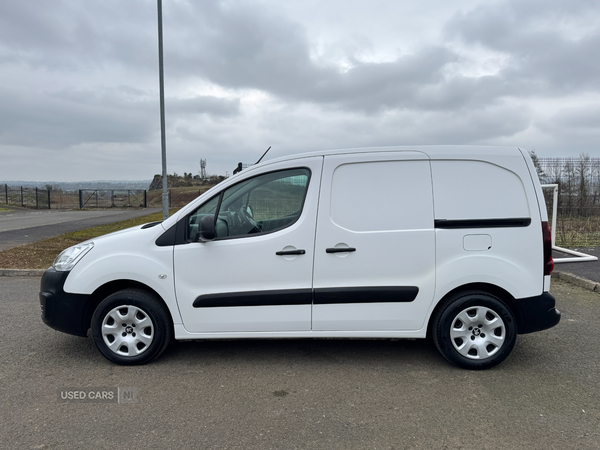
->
[431, 155, 544, 301]
[312, 153, 436, 331]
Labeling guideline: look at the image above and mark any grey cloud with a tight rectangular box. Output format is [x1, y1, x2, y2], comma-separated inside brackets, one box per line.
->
[537, 103, 600, 149]
[167, 96, 240, 117]
[0, 0, 535, 116]
[1, 0, 597, 182]
[550, 104, 600, 130]
[161, 2, 539, 115]
[0, 0, 157, 71]
[445, 0, 600, 94]
[0, 86, 156, 147]
[164, 1, 466, 113]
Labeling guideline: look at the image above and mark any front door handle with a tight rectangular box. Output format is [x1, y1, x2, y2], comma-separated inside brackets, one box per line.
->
[276, 249, 306, 256]
[326, 247, 356, 253]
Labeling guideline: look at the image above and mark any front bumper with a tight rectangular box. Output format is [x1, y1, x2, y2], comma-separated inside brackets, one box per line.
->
[515, 291, 561, 334]
[39, 268, 91, 337]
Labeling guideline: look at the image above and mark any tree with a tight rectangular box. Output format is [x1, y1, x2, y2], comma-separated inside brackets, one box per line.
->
[529, 150, 545, 181]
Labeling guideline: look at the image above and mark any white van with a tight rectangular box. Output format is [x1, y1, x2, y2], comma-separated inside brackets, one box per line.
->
[40, 146, 560, 369]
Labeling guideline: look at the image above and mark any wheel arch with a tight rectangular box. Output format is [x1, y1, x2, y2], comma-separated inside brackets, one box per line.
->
[81, 280, 174, 336]
[427, 282, 522, 338]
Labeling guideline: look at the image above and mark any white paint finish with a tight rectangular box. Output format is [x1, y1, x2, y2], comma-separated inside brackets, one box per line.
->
[56, 146, 550, 342]
[431, 160, 530, 220]
[173, 157, 323, 333]
[173, 324, 429, 340]
[312, 153, 436, 331]
[63, 223, 182, 324]
[186, 305, 311, 332]
[463, 234, 492, 251]
[329, 160, 433, 232]
[434, 224, 544, 301]
[544, 275, 551, 292]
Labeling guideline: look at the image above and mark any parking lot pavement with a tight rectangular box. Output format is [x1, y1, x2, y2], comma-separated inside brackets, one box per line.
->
[0, 207, 161, 251]
[1, 277, 599, 449]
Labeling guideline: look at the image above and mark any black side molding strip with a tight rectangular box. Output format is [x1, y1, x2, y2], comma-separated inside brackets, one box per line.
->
[193, 289, 312, 308]
[193, 286, 419, 308]
[314, 286, 418, 304]
[434, 218, 531, 229]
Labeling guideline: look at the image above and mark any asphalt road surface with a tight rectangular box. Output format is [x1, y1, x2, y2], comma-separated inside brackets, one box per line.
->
[0, 206, 161, 251]
[553, 247, 600, 284]
[1, 277, 598, 449]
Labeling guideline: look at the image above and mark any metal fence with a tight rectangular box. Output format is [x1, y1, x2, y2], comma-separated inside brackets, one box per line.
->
[2, 185, 51, 209]
[78, 190, 147, 209]
[1, 185, 147, 210]
[538, 157, 600, 247]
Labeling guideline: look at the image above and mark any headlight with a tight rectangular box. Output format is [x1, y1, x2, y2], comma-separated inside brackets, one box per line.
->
[53, 242, 94, 272]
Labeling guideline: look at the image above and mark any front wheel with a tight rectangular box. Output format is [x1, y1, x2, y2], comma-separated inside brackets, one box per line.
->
[91, 289, 173, 365]
[431, 291, 517, 370]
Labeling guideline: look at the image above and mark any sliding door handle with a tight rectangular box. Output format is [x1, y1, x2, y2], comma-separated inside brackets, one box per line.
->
[326, 247, 356, 253]
[276, 249, 306, 256]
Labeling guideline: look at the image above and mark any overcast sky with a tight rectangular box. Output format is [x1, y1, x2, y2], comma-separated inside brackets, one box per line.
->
[1, 0, 599, 182]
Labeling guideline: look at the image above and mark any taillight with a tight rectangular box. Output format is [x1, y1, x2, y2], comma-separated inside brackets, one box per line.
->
[542, 221, 554, 276]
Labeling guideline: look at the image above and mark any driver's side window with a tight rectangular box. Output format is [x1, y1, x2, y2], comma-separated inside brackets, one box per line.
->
[188, 168, 311, 240]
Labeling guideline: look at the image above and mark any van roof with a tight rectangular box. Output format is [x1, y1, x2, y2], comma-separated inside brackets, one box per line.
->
[256, 145, 525, 167]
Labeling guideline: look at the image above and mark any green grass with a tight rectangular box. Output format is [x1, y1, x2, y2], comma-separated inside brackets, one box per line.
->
[553, 215, 600, 247]
[0, 209, 179, 270]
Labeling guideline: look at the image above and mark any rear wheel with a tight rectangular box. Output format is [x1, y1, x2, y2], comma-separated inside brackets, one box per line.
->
[432, 291, 517, 370]
[91, 289, 173, 365]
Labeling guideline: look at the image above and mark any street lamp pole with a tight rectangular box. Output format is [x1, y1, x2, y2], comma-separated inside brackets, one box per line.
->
[157, 0, 168, 220]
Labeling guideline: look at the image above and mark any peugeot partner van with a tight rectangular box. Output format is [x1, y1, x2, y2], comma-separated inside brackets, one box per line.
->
[39, 146, 560, 369]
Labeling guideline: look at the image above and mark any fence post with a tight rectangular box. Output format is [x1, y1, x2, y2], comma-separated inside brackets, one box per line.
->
[79, 190, 83, 209]
[4, 184, 7, 204]
[21, 186, 24, 207]
[169, 190, 171, 207]
[35, 187, 39, 209]
[144, 190, 147, 208]
[48, 190, 51, 209]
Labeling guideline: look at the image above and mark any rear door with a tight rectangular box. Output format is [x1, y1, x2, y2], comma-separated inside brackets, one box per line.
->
[312, 152, 436, 331]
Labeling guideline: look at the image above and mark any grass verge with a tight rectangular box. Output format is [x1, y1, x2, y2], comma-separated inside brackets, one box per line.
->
[0, 209, 178, 270]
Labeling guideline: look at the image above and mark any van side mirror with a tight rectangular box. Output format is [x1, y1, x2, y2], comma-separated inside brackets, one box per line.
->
[198, 215, 216, 242]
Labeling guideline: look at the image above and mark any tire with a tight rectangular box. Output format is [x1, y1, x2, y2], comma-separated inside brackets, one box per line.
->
[431, 291, 517, 370]
[91, 289, 173, 365]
